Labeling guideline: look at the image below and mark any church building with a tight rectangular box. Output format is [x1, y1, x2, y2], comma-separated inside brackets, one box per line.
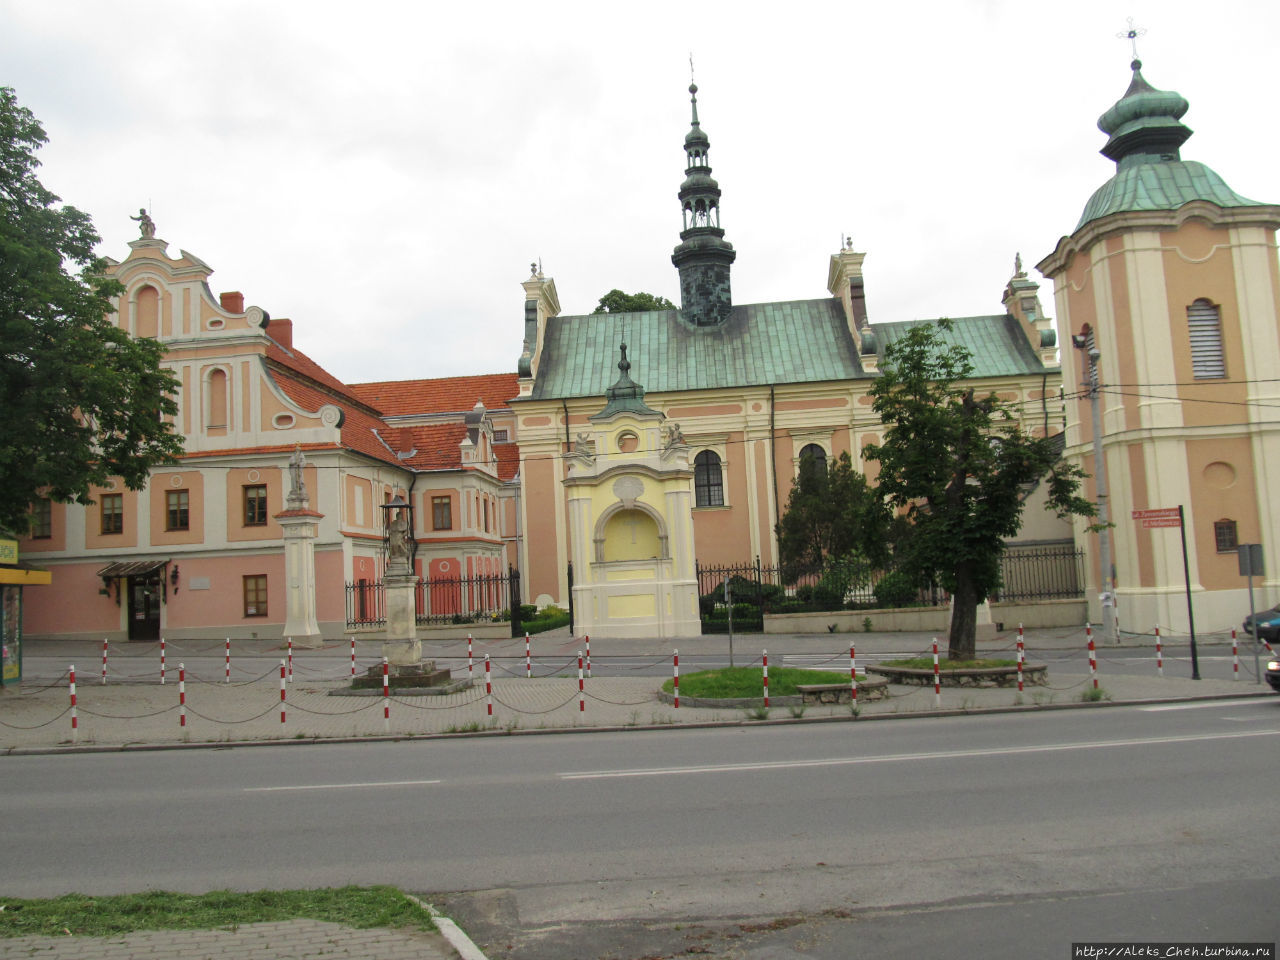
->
[17, 55, 1278, 642]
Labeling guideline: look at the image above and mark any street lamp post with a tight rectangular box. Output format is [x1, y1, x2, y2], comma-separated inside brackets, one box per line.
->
[1073, 330, 1118, 645]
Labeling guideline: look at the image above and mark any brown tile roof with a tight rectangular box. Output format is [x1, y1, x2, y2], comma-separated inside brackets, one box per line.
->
[348, 373, 520, 417]
[494, 444, 520, 482]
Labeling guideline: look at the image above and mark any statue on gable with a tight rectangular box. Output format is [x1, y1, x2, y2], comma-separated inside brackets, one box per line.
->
[664, 421, 686, 449]
[574, 432, 594, 459]
[130, 208, 156, 239]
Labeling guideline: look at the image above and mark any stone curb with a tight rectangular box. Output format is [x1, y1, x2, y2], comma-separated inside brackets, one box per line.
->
[404, 895, 490, 960]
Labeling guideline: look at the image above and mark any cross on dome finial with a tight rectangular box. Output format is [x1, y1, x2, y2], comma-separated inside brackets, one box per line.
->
[1116, 17, 1146, 62]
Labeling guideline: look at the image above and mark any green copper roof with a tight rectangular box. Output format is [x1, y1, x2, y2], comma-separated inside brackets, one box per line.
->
[530, 299, 863, 399]
[1076, 160, 1263, 230]
[874, 316, 1051, 378]
[1077, 59, 1267, 230]
[590, 342, 663, 420]
[530, 304, 1050, 401]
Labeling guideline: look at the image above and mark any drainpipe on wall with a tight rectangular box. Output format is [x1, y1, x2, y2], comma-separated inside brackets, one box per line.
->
[769, 386, 779, 560]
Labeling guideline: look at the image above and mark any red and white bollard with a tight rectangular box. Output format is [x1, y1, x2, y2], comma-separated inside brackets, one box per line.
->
[287, 638, 294, 683]
[160, 637, 166, 685]
[577, 650, 585, 712]
[69, 664, 78, 742]
[279, 660, 287, 725]
[762, 649, 769, 708]
[484, 654, 493, 716]
[225, 638, 232, 684]
[467, 634, 474, 683]
[382, 657, 390, 732]
[1155, 624, 1163, 677]
[179, 663, 187, 731]
[350, 636, 356, 679]
[585, 634, 592, 679]
[1232, 628, 1239, 681]
[850, 644, 858, 704]
[101, 638, 108, 685]
[673, 649, 679, 709]
[932, 637, 941, 708]
[525, 632, 532, 679]
[1087, 623, 1098, 689]
[1016, 624, 1025, 694]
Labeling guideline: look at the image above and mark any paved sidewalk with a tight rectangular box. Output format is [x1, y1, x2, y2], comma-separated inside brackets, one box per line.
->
[0, 918, 459, 960]
[2, 630, 1272, 751]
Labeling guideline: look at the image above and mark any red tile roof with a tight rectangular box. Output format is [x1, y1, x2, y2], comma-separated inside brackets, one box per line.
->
[348, 373, 520, 417]
[266, 340, 369, 408]
[397, 423, 469, 471]
[494, 444, 520, 482]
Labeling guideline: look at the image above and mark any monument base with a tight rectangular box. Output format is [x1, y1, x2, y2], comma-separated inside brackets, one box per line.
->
[351, 659, 456, 690]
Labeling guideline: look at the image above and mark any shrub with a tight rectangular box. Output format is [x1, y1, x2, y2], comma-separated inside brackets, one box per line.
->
[874, 570, 917, 608]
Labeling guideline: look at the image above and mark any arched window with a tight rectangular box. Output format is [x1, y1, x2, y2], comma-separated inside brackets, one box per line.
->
[798, 443, 827, 478]
[694, 450, 724, 507]
[1187, 299, 1225, 379]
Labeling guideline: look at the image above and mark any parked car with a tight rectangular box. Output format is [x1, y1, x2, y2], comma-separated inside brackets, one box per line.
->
[1241, 604, 1280, 643]
[1266, 658, 1280, 693]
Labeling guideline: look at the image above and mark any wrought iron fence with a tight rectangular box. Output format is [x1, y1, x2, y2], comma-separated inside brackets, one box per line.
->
[695, 545, 1084, 627]
[344, 568, 522, 633]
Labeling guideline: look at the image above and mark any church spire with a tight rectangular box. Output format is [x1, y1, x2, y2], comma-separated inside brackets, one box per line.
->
[671, 82, 736, 327]
[1097, 58, 1192, 169]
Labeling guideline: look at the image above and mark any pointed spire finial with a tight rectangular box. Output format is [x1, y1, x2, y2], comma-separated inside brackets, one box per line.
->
[1116, 17, 1146, 63]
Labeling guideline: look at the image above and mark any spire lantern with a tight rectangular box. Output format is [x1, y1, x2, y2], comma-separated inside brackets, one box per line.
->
[671, 82, 736, 327]
[1097, 59, 1192, 169]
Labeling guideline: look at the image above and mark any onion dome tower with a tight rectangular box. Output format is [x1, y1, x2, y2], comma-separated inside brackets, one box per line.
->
[671, 83, 736, 326]
[1075, 58, 1262, 230]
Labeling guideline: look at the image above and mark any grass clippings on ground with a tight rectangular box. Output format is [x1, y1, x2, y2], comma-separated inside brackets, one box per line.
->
[0, 886, 433, 938]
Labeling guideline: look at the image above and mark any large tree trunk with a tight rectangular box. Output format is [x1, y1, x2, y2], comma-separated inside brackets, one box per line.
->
[947, 565, 979, 661]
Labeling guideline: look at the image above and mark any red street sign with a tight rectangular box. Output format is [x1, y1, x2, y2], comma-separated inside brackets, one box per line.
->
[1132, 507, 1182, 528]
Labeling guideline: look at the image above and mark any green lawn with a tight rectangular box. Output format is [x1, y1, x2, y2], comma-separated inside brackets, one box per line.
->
[0, 887, 433, 938]
[661, 666, 861, 698]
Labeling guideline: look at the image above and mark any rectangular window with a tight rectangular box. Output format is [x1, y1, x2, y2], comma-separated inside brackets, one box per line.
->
[492, 429, 509, 442]
[243, 574, 267, 617]
[1214, 519, 1238, 553]
[244, 484, 268, 526]
[100, 494, 123, 535]
[31, 498, 52, 539]
[483, 499, 490, 533]
[166, 489, 190, 531]
[432, 496, 452, 531]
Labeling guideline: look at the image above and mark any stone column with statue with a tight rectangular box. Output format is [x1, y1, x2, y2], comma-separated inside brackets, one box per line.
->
[274, 446, 324, 648]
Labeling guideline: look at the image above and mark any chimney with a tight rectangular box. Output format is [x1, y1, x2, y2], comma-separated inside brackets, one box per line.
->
[268, 317, 293, 349]
[219, 291, 245, 313]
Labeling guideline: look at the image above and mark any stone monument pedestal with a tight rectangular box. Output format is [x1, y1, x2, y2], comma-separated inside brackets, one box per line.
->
[383, 572, 422, 665]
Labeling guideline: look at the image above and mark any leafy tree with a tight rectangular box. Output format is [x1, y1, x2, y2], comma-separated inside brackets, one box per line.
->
[776, 450, 891, 600]
[591, 289, 675, 314]
[0, 87, 183, 535]
[862, 320, 1094, 660]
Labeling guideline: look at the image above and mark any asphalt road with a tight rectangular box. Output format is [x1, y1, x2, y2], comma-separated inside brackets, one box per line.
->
[3, 699, 1278, 957]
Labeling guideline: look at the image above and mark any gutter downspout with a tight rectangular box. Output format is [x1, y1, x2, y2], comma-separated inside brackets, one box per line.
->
[769, 386, 779, 561]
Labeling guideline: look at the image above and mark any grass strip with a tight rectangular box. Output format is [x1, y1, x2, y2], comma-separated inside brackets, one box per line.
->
[0, 885, 434, 938]
[661, 666, 861, 698]
[881, 657, 1017, 670]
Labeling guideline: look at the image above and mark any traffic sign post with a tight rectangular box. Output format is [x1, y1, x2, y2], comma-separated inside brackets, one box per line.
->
[1131, 505, 1199, 679]
[1239, 544, 1265, 685]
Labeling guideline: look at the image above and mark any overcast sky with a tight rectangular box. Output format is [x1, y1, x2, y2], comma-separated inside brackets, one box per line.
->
[4, 1, 1278, 387]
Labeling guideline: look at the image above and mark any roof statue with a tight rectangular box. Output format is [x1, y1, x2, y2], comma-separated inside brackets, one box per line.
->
[130, 208, 156, 239]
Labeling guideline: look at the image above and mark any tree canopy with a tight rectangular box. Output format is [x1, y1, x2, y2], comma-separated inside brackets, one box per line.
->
[776, 450, 891, 602]
[862, 320, 1093, 659]
[591, 289, 676, 314]
[0, 86, 183, 536]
